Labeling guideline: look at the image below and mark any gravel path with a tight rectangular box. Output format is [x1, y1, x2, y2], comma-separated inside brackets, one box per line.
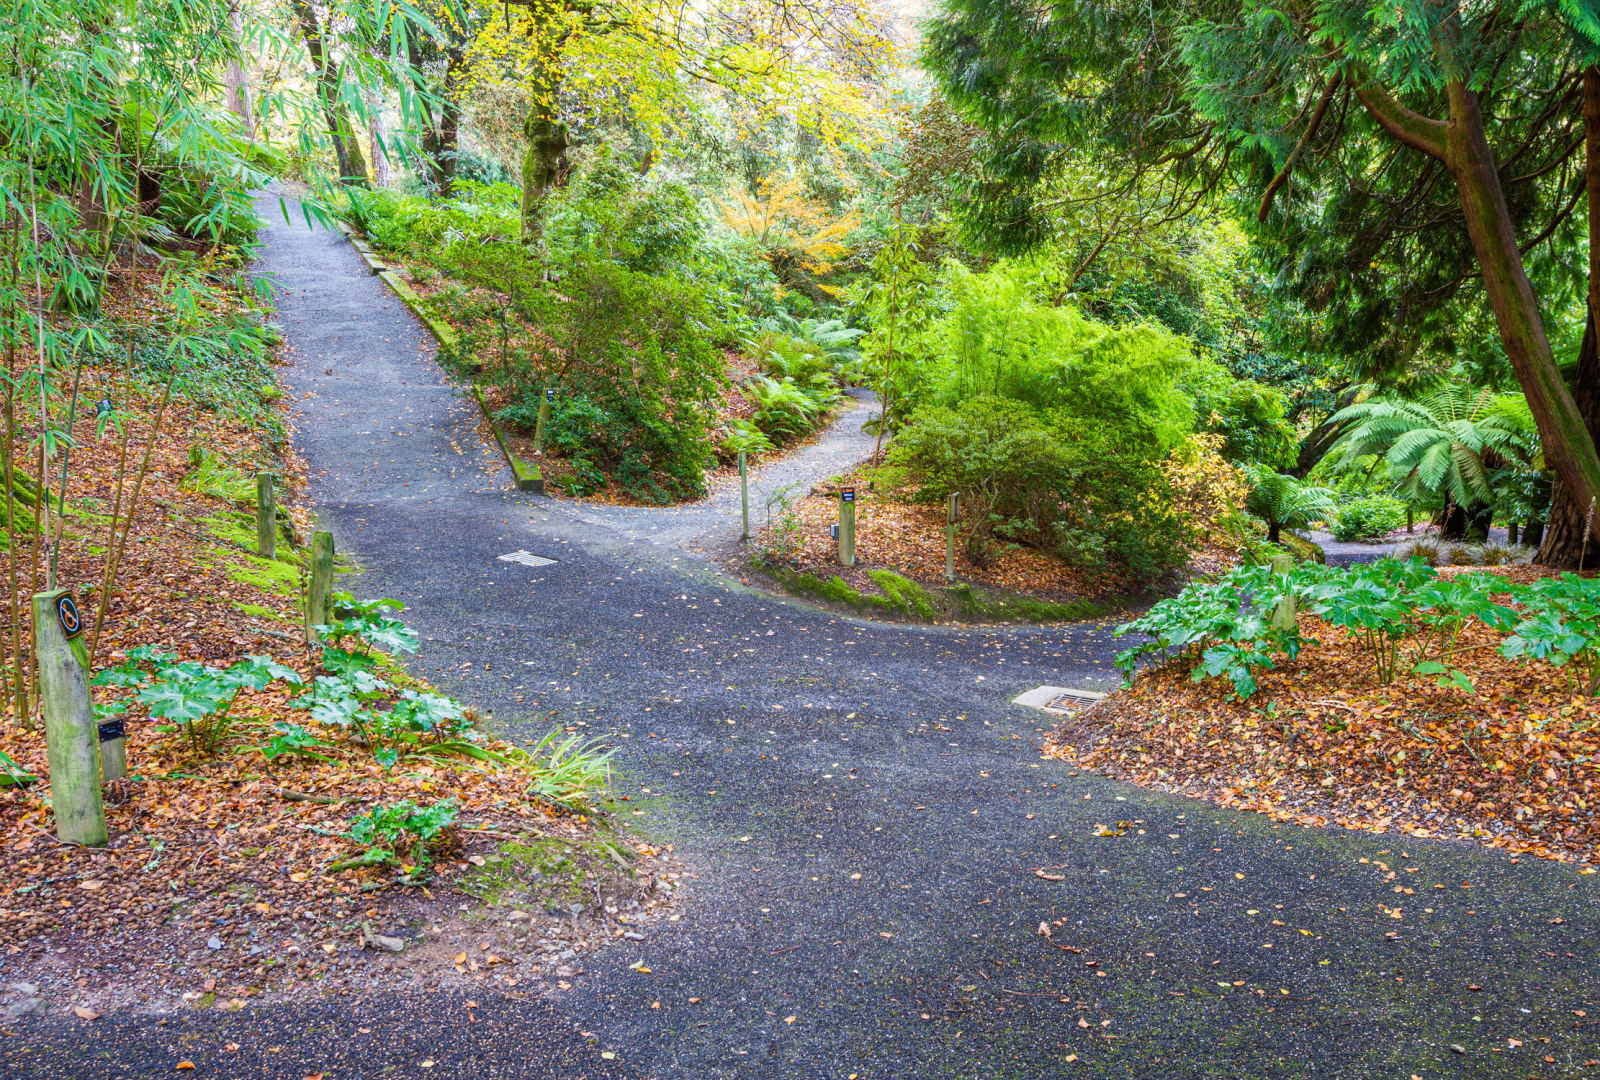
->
[7, 196, 1596, 1079]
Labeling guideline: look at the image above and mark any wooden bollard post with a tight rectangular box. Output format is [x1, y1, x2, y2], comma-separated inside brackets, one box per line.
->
[533, 387, 553, 455]
[739, 449, 749, 542]
[33, 589, 107, 846]
[1269, 552, 1297, 632]
[838, 486, 856, 568]
[306, 530, 335, 642]
[945, 492, 959, 581]
[256, 472, 276, 559]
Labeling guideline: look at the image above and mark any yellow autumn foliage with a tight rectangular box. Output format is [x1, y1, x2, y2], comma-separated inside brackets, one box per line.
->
[718, 175, 859, 281]
[461, 0, 899, 153]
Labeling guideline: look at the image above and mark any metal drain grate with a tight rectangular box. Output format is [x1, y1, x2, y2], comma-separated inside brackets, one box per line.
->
[1012, 685, 1106, 715]
[498, 550, 557, 568]
[1046, 688, 1106, 713]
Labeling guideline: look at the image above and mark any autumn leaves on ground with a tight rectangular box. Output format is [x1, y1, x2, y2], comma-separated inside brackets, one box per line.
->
[1053, 564, 1600, 870]
[0, 273, 669, 1017]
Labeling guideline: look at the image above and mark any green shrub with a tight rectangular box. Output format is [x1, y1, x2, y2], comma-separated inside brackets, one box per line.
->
[1333, 496, 1408, 541]
[92, 647, 305, 756]
[885, 395, 1194, 580]
[909, 260, 1200, 453]
[1188, 371, 1298, 468]
[470, 256, 728, 502]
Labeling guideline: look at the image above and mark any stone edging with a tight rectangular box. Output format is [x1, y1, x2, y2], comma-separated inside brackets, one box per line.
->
[333, 221, 542, 494]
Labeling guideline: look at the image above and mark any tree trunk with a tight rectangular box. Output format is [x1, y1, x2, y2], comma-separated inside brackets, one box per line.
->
[293, 0, 367, 185]
[1445, 80, 1600, 525]
[404, 39, 463, 195]
[1466, 504, 1492, 542]
[224, 1, 255, 139]
[1290, 383, 1358, 477]
[1537, 66, 1600, 569]
[437, 47, 464, 194]
[366, 88, 389, 187]
[521, 110, 568, 243]
[1355, 72, 1600, 531]
[1439, 504, 1467, 541]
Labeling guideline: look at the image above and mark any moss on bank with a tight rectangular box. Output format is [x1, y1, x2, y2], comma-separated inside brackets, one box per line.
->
[755, 560, 1117, 624]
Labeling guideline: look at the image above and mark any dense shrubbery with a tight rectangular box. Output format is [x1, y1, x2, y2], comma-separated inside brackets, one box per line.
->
[1332, 496, 1408, 541]
[851, 257, 1305, 583]
[350, 151, 822, 499]
[486, 256, 728, 502]
[1116, 558, 1600, 700]
[884, 395, 1195, 579]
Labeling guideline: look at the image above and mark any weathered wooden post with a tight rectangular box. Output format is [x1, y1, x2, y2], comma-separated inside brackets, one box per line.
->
[256, 472, 276, 559]
[306, 530, 335, 642]
[1269, 552, 1297, 632]
[533, 387, 553, 454]
[739, 449, 749, 542]
[945, 492, 959, 581]
[838, 486, 856, 568]
[33, 590, 107, 846]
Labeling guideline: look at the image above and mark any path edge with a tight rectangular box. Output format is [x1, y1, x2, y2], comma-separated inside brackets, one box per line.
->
[331, 221, 543, 495]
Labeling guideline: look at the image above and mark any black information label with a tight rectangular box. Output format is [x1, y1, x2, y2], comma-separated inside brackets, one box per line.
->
[546, 387, 556, 401]
[841, 488, 856, 503]
[98, 718, 125, 742]
[56, 593, 83, 639]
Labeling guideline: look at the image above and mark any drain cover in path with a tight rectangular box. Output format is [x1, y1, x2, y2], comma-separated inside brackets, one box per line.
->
[498, 550, 558, 567]
[1012, 685, 1106, 715]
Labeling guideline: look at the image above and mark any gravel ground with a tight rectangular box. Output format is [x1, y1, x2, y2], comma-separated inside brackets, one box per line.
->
[4, 192, 1596, 1079]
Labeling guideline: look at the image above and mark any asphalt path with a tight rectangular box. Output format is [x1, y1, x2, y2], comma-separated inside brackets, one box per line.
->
[7, 194, 1596, 1079]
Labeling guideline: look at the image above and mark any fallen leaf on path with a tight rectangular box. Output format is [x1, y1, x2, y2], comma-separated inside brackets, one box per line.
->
[73, 1007, 99, 1020]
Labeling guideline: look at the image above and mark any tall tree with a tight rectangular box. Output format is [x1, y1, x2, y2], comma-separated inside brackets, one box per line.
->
[466, 0, 898, 241]
[293, 0, 371, 183]
[924, 0, 1600, 521]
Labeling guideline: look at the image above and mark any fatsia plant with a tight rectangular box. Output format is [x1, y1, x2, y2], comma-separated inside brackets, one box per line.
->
[92, 648, 305, 755]
[1243, 470, 1338, 545]
[1328, 383, 1535, 517]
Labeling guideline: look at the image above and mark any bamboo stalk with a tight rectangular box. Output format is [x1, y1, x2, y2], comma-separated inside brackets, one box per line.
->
[4, 199, 27, 729]
[88, 369, 176, 660]
[4, 361, 24, 729]
[49, 352, 84, 590]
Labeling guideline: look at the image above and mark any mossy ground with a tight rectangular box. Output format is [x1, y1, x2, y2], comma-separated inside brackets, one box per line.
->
[198, 510, 304, 596]
[457, 834, 645, 915]
[756, 559, 1116, 625]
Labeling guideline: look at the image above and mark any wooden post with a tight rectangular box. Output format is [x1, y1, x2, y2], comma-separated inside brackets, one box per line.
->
[1269, 552, 1297, 632]
[739, 449, 749, 542]
[533, 387, 552, 455]
[256, 472, 276, 559]
[307, 530, 335, 642]
[838, 487, 856, 568]
[945, 492, 959, 581]
[33, 589, 107, 846]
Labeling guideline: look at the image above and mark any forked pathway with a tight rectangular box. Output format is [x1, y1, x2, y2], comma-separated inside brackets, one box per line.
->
[8, 196, 1596, 1079]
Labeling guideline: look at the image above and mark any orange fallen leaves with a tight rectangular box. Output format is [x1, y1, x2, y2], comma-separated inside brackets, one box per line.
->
[1047, 600, 1600, 866]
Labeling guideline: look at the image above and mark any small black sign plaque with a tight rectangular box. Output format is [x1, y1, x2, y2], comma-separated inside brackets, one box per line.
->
[98, 717, 125, 743]
[56, 593, 83, 639]
[841, 487, 855, 503]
